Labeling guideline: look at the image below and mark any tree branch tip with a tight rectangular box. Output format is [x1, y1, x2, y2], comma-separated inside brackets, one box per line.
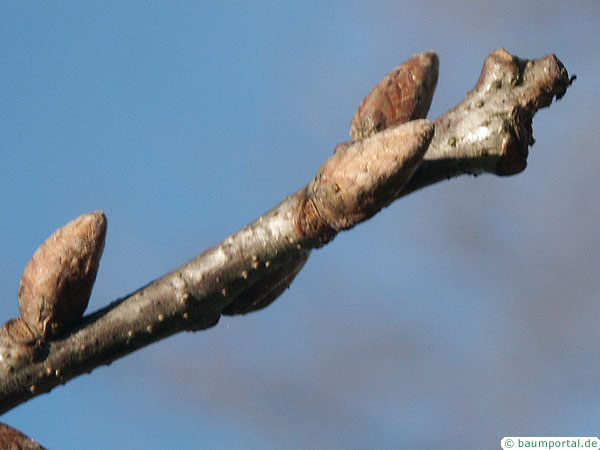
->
[0, 48, 572, 418]
[475, 49, 572, 102]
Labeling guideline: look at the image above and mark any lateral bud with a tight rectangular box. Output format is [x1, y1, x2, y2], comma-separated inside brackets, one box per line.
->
[350, 51, 438, 140]
[18, 211, 107, 339]
[309, 120, 434, 231]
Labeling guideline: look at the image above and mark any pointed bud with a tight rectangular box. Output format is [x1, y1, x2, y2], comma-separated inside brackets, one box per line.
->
[309, 120, 434, 231]
[350, 51, 438, 140]
[18, 211, 107, 339]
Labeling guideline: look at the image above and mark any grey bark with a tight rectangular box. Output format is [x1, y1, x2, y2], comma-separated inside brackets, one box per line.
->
[0, 49, 572, 415]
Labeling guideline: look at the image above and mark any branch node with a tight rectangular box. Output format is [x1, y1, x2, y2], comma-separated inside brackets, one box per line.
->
[295, 190, 337, 248]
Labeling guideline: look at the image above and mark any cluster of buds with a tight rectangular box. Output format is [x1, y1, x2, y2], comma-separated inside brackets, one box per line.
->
[226, 51, 439, 314]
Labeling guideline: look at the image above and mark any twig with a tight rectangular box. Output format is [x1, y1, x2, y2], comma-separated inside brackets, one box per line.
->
[0, 49, 571, 414]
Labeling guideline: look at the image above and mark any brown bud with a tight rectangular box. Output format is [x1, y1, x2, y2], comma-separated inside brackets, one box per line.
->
[309, 120, 434, 231]
[18, 211, 107, 339]
[0, 423, 46, 450]
[222, 253, 309, 315]
[350, 51, 439, 141]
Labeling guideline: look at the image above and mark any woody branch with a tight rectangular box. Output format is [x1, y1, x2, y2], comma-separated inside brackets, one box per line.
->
[0, 49, 571, 414]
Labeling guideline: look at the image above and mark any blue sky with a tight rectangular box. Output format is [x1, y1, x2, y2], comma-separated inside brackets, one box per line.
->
[1, 2, 599, 449]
